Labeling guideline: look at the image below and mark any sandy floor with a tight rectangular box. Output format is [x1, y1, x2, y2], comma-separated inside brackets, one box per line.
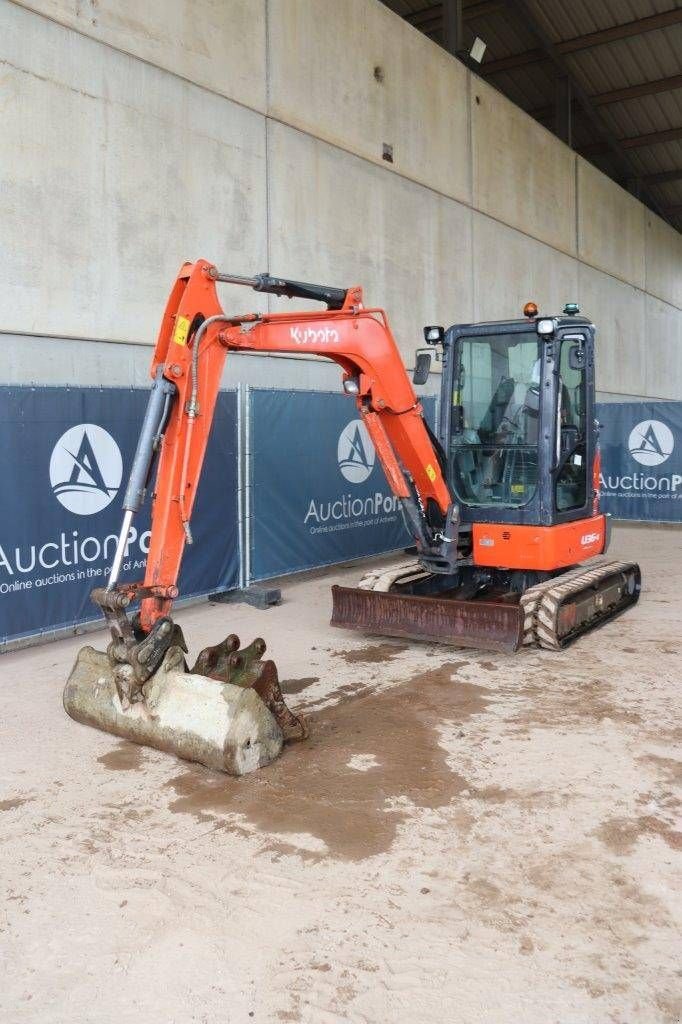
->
[0, 524, 680, 1024]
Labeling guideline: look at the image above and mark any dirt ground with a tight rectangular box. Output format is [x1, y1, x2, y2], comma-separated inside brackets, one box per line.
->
[1, 524, 680, 1024]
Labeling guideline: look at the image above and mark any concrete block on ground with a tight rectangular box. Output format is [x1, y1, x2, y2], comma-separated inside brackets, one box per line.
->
[267, 0, 471, 204]
[0, 3, 268, 345]
[472, 213, 579, 322]
[471, 78, 576, 256]
[577, 158, 646, 289]
[266, 121, 474, 369]
[12, 0, 266, 110]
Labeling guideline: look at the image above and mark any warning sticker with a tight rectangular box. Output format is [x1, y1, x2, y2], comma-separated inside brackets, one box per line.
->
[173, 315, 190, 346]
[425, 463, 437, 482]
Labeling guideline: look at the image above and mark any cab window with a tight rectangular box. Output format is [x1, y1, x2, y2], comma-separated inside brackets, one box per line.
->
[555, 336, 587, 512]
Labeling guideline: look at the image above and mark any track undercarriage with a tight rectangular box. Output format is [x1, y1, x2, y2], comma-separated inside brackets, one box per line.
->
[331, 559, 641, 653]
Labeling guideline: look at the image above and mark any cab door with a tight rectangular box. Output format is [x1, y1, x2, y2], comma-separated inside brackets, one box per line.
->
[552, 327, 595, 523]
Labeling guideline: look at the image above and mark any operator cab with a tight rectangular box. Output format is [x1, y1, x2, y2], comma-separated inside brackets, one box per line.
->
[417, 303, 596, 529]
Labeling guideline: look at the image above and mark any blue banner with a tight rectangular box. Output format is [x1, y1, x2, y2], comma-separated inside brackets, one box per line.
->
[597, 401, 682, 522]
[0, 387, 239, 645]
[249, 389, 436, 580]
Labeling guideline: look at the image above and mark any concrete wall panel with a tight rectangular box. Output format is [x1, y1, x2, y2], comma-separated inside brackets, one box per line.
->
[267, 0, 471, 204]
[0, 3, 267, 344]
[577, 158, 646, 289]
[644, 295, 682, 400]
[471, 78, 576, 256]
[2, 0, 681, 402]
[2, 332, 351, 393]
[11, 0, 266, 110]
[267, 122, 473, 368]
[472, 213, 578, 323]
[645, 214, 682, 311]
[578, 264, 646, 397]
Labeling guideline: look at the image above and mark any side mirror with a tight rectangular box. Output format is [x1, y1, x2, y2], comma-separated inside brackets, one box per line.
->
[568, 343, 585, 371]
[412, 350, 432, 385]
[423, 325, 444, 346]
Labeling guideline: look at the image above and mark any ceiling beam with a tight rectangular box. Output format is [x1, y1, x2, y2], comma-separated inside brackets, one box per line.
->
[529, 73, 682, 123]
[503, 0, 669, 223]
[559, 8, 682, 53]
[622, 126, 682, 150]
[581, 126, 682, 156]
[641, 168, 682, 186]
[482, 8, 682, 76]
[481, 48, 545, 73]
[406, 1, 504, 30]
[593, 73, 682, 106]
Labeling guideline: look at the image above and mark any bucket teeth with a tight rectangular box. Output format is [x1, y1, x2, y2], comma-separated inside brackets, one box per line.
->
[192, 635, 307, 743]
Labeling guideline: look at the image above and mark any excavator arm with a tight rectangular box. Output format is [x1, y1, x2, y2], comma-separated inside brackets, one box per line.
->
[93, 259, 457, 693]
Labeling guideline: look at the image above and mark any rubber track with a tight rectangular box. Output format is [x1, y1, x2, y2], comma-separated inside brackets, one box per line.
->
[519, 559, 638, 651]
[358, 562, 424, 592]
[360, 558, 638, 652]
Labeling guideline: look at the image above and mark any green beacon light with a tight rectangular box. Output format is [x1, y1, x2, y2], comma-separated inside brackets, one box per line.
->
[563, 302, 580, 316]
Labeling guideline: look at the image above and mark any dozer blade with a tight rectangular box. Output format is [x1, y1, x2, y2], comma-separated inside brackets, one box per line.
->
[64, 633, 306, 776]
[331, 585, 523, 653]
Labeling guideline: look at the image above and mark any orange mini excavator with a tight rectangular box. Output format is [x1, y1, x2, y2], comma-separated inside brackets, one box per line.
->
[64, 260, 640, 773]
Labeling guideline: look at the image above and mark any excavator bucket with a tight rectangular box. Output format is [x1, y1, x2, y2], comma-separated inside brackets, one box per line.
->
[63, 632, 306, 776]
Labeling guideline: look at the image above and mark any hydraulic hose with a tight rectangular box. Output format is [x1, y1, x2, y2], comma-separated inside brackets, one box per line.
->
[178, 314, 231, 542]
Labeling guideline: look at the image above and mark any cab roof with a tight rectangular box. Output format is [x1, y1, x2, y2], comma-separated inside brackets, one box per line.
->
[448, 314, 593, 333]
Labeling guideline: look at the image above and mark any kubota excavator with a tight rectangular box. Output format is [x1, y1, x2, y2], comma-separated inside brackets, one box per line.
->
[64, 259, 640, 774]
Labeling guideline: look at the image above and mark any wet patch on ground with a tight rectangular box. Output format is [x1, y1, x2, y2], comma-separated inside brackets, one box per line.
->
[596, 815, 682, 855]
[331, 642, 409, 664]
[97, 741, 146, 771]
[165, 662, 492, 860]
[655, 992, 682, 1024]
[279, 677, 319, 695]
[296, 660, 468, 713]
[0, 796, 34, 812]
[510, 676, 643, 733]
[640, 753, 682, 786]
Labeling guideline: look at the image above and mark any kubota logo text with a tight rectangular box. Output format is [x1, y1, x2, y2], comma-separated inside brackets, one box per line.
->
[290, 326, 339, 345]
[337, 420, 376, 484]
[628, 419, 674, 467]
[49, 424, 123, 515]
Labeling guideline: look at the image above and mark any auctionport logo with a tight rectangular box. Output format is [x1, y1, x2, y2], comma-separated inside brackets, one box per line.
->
[337, 419, 375, 484]
[49, 424, 123, 515]
[628, 419, 674, 467]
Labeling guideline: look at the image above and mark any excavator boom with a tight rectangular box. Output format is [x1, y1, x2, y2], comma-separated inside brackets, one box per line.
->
[64, 259, 461, 773]
[132, 259, 456, 634]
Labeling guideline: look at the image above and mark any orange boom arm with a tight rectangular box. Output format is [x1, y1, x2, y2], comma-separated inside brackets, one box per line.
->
[112, 260, 456, 632]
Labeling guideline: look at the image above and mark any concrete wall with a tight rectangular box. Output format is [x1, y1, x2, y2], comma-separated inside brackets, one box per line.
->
[472, 80, 576, 257]
[2, 0, 681, 401]
[577, 159, 646, 289]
